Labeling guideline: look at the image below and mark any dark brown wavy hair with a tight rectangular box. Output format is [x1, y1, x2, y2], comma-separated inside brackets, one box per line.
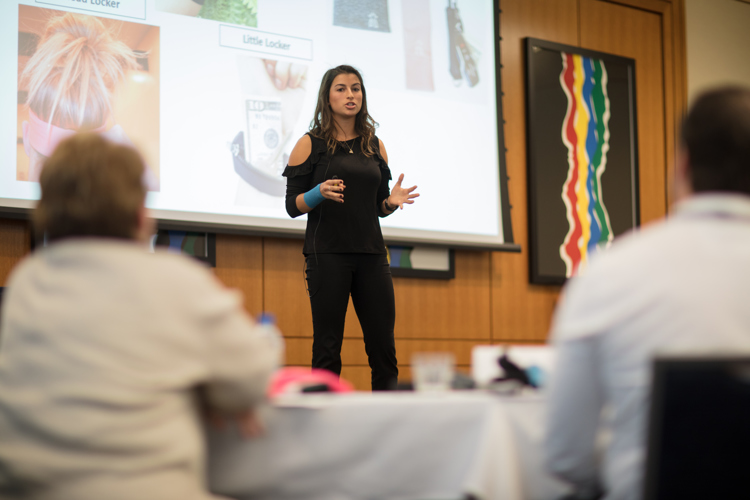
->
[309, 65, 378, 157]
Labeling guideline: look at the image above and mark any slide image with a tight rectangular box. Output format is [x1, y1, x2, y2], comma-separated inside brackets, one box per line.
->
[155, 0, 258, 28]
[17, 5, 160, 190]
[233, 56, 308, 200]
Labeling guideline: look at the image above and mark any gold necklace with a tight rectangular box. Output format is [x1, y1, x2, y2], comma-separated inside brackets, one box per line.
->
[340, 137, 356, 154]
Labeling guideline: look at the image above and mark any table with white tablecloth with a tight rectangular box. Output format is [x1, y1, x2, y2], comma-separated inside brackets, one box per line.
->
[206, 391, 571, 500]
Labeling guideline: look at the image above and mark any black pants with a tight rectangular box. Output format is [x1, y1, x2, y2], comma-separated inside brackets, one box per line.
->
[305, 253, 398, 391]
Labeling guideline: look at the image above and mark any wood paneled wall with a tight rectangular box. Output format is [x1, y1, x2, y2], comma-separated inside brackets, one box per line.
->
[491, 0, 687, 355]
[0, 218, 29, 286]
[0, 0, 687, 391]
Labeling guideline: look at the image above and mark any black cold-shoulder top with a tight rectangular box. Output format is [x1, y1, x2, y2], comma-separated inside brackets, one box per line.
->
[282, 133, 392, 255]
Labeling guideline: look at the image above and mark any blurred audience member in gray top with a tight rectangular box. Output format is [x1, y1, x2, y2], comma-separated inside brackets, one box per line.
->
[0, 133, 282, 500]
[544, 86, 750, 500]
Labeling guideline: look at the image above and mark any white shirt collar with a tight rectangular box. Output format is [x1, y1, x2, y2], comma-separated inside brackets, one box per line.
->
[673, 193, 750, 220]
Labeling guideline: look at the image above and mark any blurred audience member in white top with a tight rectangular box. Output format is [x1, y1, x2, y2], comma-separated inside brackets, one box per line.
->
[0, 133, 282, 500]
[544, 86, 750, 500]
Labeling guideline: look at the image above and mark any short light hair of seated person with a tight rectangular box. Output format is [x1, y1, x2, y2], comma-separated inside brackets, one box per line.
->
[681, 86, 750, 195]
[34, 133, 146, 243]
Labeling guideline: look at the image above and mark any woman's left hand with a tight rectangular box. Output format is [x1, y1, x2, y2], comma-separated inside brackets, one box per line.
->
[387, 174, 419, 210]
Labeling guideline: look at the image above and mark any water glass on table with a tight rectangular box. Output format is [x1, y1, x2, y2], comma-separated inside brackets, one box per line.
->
[411, 352, 455, 392]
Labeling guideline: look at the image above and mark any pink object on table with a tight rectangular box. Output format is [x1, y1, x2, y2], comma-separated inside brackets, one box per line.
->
[268, 367, 354, 396]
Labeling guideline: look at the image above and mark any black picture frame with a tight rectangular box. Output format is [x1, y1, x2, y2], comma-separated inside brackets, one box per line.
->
[387, 246, 455, 280]
[525, 38, 640, 285]
[30, 230, 217, 268]
[153, 230, 216, 267]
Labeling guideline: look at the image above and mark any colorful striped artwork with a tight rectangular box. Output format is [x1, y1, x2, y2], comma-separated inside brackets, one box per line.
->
[558, 52, 614, 277]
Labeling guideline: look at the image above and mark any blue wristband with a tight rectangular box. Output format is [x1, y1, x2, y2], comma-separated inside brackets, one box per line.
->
[303, 183, 325, 209]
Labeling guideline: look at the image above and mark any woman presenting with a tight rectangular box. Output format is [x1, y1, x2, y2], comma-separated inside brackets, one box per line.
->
[283, 65, 419, 391]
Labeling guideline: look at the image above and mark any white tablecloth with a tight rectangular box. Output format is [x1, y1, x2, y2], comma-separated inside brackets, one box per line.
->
[206, 391, 571, 500]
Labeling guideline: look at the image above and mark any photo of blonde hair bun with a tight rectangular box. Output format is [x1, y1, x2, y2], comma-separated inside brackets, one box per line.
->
[22, 12, 138, 131]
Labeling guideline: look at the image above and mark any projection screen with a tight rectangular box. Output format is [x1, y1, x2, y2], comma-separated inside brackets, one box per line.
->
[1, 0, 516, 250]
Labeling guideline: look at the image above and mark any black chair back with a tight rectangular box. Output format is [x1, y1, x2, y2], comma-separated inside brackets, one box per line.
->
[644, 356, 750, 499]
